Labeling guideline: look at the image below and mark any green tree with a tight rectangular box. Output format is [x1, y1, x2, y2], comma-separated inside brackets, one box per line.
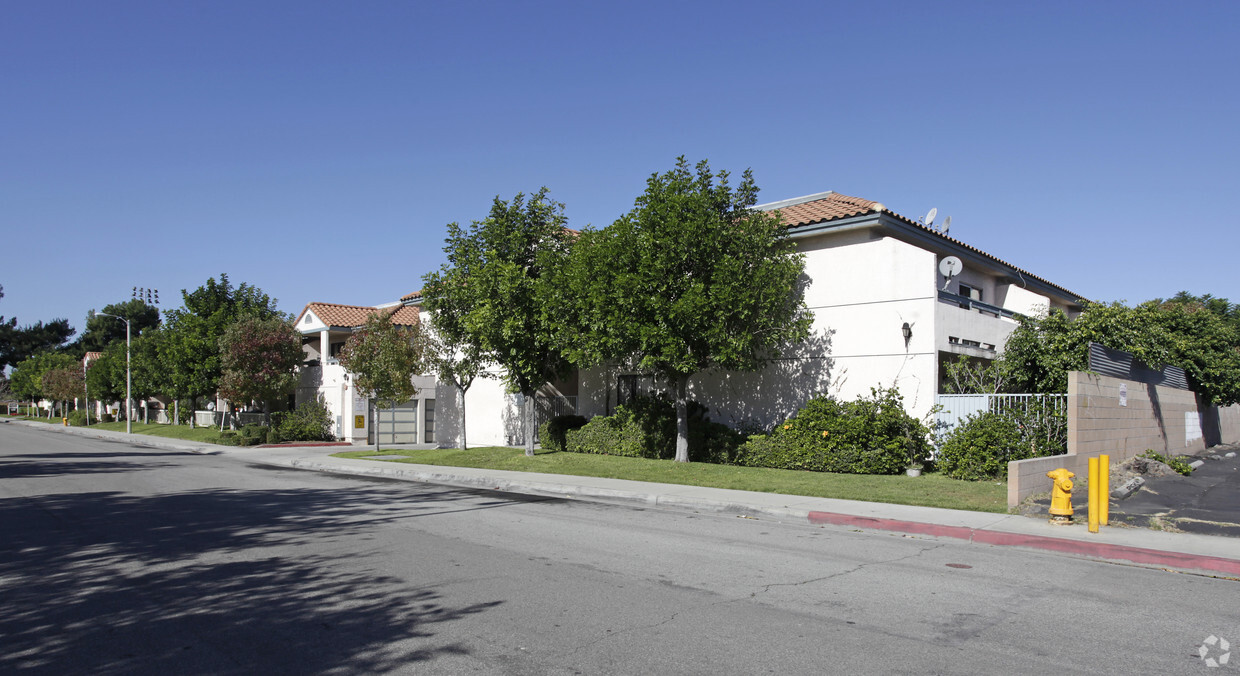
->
[421, 189, 574, 456]
[85, 344, 125, 409]
[218, 316, 303, 417]
[555, 158, 812, 462]
[160, 274, 286, 423]
[997, 296, 1240, 406]
[42, 366, 85, 418]
[336, 312, 428, 451]
[66, 299, 161, 358]
[0, 318, 75, 371]
[11, 352, 78, 417]
[1, 283, 77, 370]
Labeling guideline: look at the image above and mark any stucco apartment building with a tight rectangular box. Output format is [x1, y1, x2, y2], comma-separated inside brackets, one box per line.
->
[299, 191, 1083, 447]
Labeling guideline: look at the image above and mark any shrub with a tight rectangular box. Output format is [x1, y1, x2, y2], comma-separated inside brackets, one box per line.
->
[539, 414, 588, 452]
[101, 412, 114, 423]
[275, 398, 336, 441]
[216, 430, 240, 446]
[1139, 449, 1193, 476]
[564, 394, 732, 460]
[935, 412, 1027, 480]
[67, 409, 89, 427]
[733, 387, 928, 475]
[266, 426, 282, 445]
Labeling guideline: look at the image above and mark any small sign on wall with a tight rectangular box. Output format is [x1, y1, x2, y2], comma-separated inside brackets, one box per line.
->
[354, 415, 366, 429]
[1118, 383, 1128, 407]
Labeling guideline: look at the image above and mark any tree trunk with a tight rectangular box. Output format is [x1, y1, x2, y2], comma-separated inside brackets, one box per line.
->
[458, 384, 468, 451]
[373, 400, 381, 452]
[674, 375, 690, 463]
[523, 391, 535, 457]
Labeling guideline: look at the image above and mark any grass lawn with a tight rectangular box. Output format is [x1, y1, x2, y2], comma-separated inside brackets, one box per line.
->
[334, 446, 1009, 513]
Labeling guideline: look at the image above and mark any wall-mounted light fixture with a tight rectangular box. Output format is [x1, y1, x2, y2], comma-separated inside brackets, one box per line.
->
[902, 322, 913, 347]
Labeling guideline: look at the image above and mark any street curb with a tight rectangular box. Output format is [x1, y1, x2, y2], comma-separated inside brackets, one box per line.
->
[277, 457, 809, 522]
[806, 511, 1240, 577]
[11, 419, 1240, 578]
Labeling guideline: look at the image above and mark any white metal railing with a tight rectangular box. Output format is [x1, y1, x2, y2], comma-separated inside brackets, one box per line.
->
[936, 393, 1067, 434]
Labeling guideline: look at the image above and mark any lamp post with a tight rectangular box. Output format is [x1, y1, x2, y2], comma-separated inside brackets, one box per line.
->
[95, 311, 132, 434]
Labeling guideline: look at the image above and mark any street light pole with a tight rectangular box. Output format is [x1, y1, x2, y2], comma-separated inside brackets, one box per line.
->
[95, 312, 132, 435]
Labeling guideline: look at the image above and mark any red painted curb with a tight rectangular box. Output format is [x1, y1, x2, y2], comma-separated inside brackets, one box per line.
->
[807, 511, 1240, 576]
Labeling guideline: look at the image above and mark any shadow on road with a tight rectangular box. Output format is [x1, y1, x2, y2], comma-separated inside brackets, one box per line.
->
[0, 479, 509, 673]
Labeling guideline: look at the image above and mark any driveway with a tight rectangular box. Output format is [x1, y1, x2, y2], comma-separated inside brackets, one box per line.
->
[1105, 444, 1240, 536]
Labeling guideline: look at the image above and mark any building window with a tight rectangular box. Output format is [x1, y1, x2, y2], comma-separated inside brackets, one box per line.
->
[304, 315, 312, 324]
[330, 342, 346, 357]
[958, 283, 982, 302]
[424, 399, 435, 443]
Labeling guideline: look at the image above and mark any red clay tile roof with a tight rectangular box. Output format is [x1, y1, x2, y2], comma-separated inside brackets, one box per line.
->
[295, 302, 420, 329]
[401, 289, 422, 302]
[762, 192, 884, 227]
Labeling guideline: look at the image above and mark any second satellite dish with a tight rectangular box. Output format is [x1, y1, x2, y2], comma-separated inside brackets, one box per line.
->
[923, 207, 937, 227]
[939, 256, 962, 289]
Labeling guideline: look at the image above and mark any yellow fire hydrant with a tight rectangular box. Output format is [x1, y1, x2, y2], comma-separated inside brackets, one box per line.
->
[1046, 468, 1074, 524]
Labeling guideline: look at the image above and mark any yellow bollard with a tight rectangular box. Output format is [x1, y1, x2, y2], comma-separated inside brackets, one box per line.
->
[1088, 457, 1099, 533]
[1099, 454, 1110, 526]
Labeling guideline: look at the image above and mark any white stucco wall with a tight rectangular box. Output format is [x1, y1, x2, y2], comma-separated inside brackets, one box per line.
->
[576, 234, 943, 427]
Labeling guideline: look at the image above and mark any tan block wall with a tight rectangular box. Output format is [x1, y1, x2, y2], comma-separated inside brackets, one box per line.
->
[1219, 404, 1240, 443]
[1067, 372, 1204, 458]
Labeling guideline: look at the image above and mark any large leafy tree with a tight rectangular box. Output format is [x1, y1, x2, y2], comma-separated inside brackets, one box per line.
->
[160, 274, 285, 417]
[1, 282, 77, 369]
[87, 331, 169, 422]
[10, 352, 78, 416]
[337, 312, 427, 451]
[66, 299, 161, 358]
[42, 367, 86, 418]
[556, 157, 812, 462]
[218, 317, 303, 415]
[421, 188, 574, 456]
[994, 296, 1240, 405]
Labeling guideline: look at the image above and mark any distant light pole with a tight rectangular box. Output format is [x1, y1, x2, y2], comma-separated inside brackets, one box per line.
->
[95, 311, 132, 435]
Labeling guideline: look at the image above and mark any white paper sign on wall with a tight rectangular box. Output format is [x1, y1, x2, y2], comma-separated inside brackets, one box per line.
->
[1118, 383, 1128, 407]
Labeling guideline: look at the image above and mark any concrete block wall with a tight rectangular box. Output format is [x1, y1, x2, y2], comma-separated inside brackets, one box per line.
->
[1067, 372, 1204, 458]
[1219, 404, 1240, 444]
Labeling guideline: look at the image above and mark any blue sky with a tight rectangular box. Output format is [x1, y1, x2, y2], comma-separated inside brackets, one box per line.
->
[3, 1, 1238, 336]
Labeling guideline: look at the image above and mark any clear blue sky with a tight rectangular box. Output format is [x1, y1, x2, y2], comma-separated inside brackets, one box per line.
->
[3, 1, 1238, 336]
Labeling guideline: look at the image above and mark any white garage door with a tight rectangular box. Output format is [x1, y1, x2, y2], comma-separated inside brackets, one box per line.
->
[375, 400, 418, 445]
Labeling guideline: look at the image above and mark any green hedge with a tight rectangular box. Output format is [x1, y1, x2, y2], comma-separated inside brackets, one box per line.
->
[935, 412, 1025, 480]
[539, 414, 588, 452]
[564, 395, 741, 462]
[733, 387, 928, 475]
[274, 398, 336, 442]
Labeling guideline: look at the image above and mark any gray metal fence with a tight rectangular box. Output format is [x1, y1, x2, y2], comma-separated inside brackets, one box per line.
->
[936, 393, 1067, 436]
[533, 395, 577, 442]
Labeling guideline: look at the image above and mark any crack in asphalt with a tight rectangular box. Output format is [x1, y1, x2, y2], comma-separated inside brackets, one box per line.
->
[755, 542, 948, 595]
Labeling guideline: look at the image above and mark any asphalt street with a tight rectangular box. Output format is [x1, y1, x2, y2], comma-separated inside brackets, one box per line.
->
[2, 423, 1237, 675]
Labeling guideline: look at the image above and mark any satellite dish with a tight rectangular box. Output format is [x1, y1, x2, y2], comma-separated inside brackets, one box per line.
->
[939, 256, 962, 289]
[941, 215, 951, 236]
[923, 207, 937, 227]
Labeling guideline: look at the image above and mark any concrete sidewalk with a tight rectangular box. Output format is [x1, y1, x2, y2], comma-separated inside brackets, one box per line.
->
[9, 418, 1240, 579]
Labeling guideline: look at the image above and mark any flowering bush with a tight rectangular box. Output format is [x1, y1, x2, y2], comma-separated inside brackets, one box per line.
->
[734, 387, 929, 474]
